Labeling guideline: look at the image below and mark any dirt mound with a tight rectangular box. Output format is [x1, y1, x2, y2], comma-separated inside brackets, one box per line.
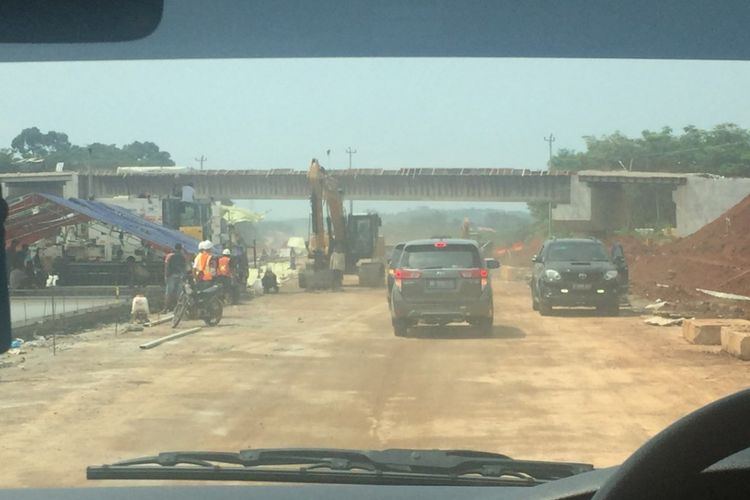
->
[670, 194, 750, 265]
[628, 194, 750, 315]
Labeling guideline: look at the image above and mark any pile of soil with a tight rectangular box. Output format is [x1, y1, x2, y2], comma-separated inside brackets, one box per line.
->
[627, 194, 750, 317]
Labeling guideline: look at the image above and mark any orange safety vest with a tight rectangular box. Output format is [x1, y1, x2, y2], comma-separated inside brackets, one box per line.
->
[194, 252, 214, 281]
[216, 255, 231, 277]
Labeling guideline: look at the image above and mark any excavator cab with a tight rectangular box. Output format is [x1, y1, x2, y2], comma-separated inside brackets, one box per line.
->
[346, 213, 385, 287]
[162, 198, 211, 241]
[345, 213, 381, 272]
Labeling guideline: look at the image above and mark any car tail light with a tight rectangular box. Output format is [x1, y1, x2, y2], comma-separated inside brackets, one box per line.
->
[434, 241, 447, 248]
[394, 269, 422, 280]
[460, 268, 489, 287]
[459, 268, 488, 278]
[394, 268, 421, 289]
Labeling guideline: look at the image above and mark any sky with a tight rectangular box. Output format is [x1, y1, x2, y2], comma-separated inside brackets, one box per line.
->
[2, 57, 750, 218]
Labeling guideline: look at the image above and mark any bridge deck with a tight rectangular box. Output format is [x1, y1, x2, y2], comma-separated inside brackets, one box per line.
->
[87, 168, 573, 202]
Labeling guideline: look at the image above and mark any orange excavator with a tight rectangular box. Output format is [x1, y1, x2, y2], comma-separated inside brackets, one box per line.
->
[300, 159, 385, 290]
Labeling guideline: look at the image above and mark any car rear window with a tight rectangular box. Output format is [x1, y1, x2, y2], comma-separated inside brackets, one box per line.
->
[401, 244, 480, 269]
[546, 242, 609, 262]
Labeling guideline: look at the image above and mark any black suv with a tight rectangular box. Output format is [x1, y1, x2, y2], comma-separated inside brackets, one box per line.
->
[530, 238, 626, 316]
[389, 239, 500, 337]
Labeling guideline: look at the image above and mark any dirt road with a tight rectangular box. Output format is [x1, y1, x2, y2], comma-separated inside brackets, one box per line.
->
[2, 278, 749, 487]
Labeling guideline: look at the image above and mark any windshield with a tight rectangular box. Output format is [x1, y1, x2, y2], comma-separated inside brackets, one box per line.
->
[546, 242, 610, 262]
[4, 4, 750, 493]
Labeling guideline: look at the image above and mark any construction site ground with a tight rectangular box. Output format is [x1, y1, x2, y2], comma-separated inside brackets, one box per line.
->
[2, 276, 750, 488]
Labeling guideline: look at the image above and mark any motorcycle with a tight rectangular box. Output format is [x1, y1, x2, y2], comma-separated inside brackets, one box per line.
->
[172, 275, 223, 328]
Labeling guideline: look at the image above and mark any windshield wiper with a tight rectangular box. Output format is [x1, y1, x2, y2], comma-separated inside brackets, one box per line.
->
[87, 448, 593, 487]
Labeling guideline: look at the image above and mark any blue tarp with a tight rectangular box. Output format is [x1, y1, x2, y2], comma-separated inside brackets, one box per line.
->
[41, 194, 200, 254]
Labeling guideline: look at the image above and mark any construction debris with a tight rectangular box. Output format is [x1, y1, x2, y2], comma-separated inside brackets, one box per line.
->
[696, 289, 750, 301]
[644, 299, 669, 311]
[644, 316, 686, 327]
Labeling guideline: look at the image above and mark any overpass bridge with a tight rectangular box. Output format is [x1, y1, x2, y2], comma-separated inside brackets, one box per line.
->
[81, 168, 573, 203]
[2, 169, 749, 237]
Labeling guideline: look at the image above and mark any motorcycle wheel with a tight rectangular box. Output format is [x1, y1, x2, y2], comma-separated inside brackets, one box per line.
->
[172, 293, 188, 328]
[203, 297, 223, 326]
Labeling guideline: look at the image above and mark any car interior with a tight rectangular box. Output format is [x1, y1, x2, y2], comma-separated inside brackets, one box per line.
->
[2, 1, 750, 499]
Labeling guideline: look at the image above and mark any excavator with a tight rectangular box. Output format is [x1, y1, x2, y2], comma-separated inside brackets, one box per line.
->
[299, 159, 385, 290]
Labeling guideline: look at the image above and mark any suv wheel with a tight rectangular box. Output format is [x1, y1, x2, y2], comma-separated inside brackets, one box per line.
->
[392, 318, 408, 337]
[539, 299, 553, 316]
[477, 317, 493, 335]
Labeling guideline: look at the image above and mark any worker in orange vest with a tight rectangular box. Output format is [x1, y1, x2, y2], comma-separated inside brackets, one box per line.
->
[193, 240, 216, 290]
[215, 248, 237, 304]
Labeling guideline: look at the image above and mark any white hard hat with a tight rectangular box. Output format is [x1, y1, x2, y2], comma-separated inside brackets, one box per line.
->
[222, 249, 231, 255]
[198, 240, 213, 251]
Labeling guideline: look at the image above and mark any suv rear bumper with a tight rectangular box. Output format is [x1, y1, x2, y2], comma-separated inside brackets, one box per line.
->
[540, 282, 619, 307]
[391, 287, 493, 323]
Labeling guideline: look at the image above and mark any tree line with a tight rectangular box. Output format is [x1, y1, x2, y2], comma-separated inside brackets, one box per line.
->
[551, 123, 750, 177]
[0, 127, 175, 173]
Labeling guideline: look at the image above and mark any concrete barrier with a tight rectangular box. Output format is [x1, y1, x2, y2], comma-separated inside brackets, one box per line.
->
[719, 321, 750, 360]
[682, 319, 723, 345]
[721, 328, 750, 361]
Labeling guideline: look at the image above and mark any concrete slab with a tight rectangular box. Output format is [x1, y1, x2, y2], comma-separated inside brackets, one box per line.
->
[682, 319, 723, 345]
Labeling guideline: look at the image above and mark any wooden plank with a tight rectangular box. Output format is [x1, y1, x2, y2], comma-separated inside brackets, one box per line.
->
[144, 314, 174, 327]
[139, 327, 201, 350]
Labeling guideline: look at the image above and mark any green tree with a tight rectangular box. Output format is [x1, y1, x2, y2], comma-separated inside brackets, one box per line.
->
[11, 127, 71, 158]
[6, 127, 175, 172]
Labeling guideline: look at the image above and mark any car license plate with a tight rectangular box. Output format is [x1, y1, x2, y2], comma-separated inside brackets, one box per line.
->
[572, 283, 592, 290]
[427, 279, 455, 289]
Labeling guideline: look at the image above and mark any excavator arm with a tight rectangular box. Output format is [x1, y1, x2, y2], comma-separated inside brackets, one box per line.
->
[307, 158, 347, 271]
[307, 159, 327, 260]
[322, 177, 346, 254]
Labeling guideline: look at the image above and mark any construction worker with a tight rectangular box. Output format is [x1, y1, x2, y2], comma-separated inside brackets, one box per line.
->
[330, 247, 346, 290]
[163, 243, 186, 312]
[262, 268, 279, 293]
[193, 240, 216, 290]
[215, 248, 237, 304]
[232, 247, 249, 298]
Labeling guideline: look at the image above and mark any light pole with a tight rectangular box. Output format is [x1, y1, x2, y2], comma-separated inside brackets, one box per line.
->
[544, 133, 555, 169]
[87, 147, 93, 199]
[195, 155, 207, 170]
[543, 134, 556, 237]
[345, 147, 357, 214]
